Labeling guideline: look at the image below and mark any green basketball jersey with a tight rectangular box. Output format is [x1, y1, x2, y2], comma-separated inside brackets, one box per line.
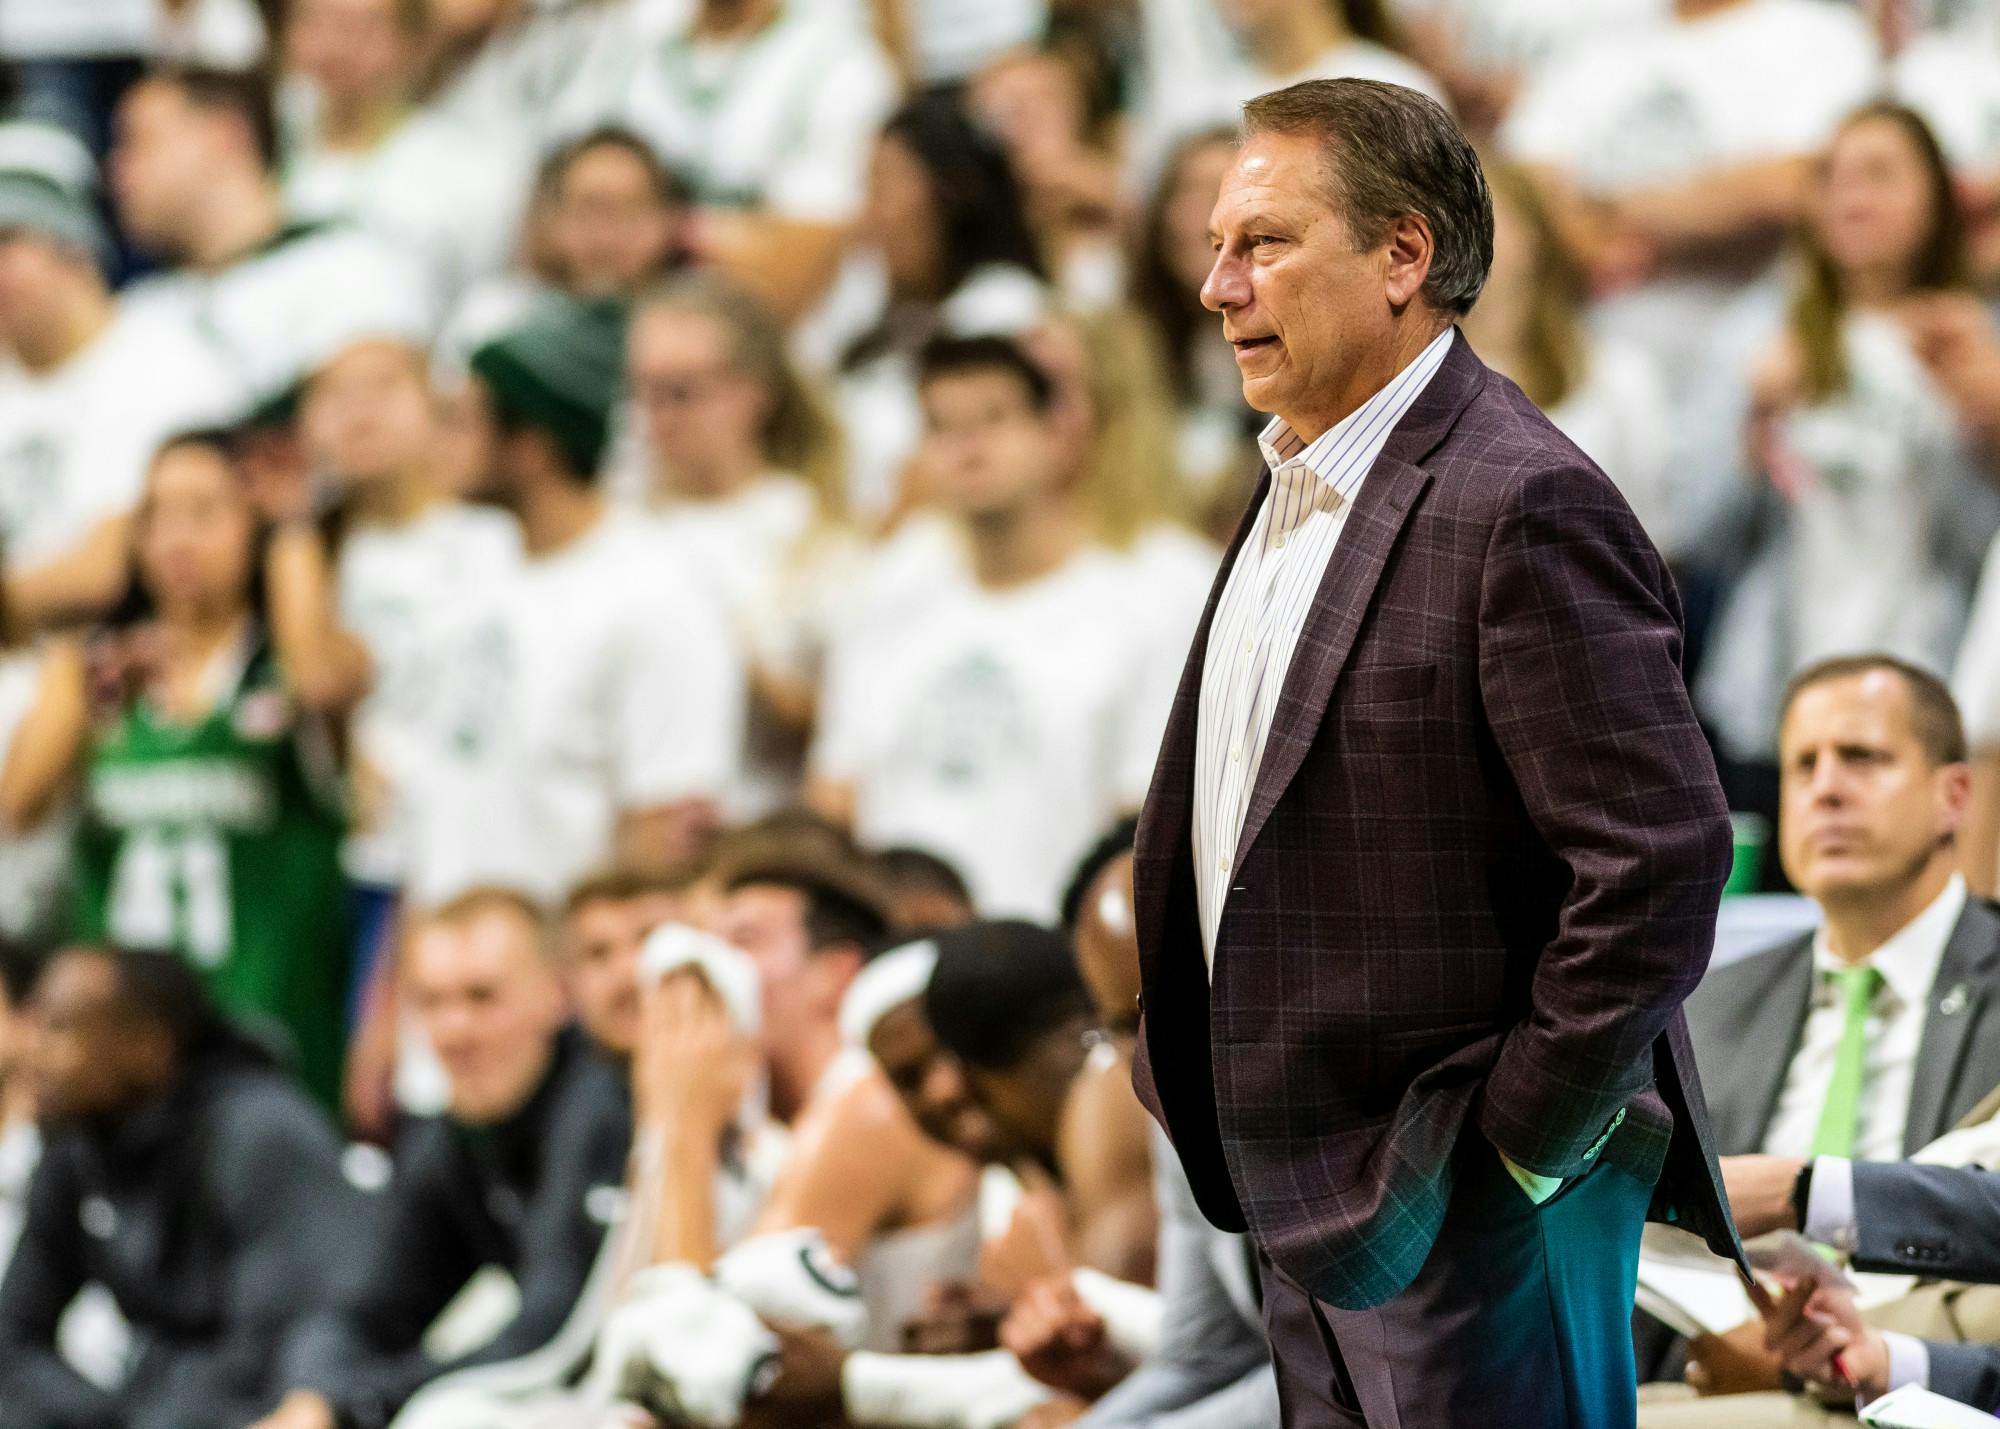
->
[71, 634, 352, 1109]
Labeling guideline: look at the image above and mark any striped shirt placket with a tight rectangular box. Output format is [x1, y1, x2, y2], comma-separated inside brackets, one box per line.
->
[1194, 329, 1456, 970]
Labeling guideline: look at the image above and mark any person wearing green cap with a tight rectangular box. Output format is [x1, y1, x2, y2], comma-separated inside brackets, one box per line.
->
[0, 119, 244, 943]
[398, 295, 745, 911]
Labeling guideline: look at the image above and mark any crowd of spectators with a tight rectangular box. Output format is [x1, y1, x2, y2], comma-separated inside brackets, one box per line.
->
[10, 0, 2000, 1425]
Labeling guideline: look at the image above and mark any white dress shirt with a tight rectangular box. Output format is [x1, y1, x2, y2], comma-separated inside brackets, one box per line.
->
[1761, 875, 1969, 1162]
[1192, 328, 1455, 968]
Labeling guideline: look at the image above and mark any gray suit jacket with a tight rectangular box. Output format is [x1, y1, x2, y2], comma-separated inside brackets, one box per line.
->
[1078, 1129, 1275, 1429]
[1684, 896, 2000, 1159]
[1850, 1161, 2000, 1283]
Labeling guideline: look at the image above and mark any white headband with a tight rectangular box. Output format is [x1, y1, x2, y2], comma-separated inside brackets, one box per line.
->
[639, 923, 763, 1040]
[838, 939, 938, 1049]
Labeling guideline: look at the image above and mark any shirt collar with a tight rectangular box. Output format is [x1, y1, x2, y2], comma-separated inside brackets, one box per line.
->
[1255, 327, 1457, 491]
[1811, 873, 1968, 1010]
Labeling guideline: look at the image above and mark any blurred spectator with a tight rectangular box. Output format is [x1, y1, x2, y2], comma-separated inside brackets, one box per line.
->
[279, 0, 531, 308]
[420, 0, 638, 159]
[1647, 656, 2000, 1385]
[0, 946, 364, 1428]
[1697, 104, 1998, 776]
[819, 93, 1050, 527]
[1391, 0, 1667, 137]
[0, 120, 244, 941]
[0, 0, 265, 154]
[1128, 0, 1445, 188]
[809, 335, 1181, 920]
[437, 125, 688, 379]
[1459, 158, 1674, 548]
[742, 919, 1130, 1429]
[399, 297, 745, 909]
[0, 120, 244, 629]
[594, 0, 898, 320]
[301, 338, 517, 902]
[558, 868, 689, 1062]
[298, 334, 519, 1130]
[109, 64, 437, 410]
[707, 849, 894, 1126]
[0, 938, 39, 1277]
[871, 843, 977, 929]
[968, 43, 1126, 311]
[1893, 5, 2000, 282]
[1061, 827, 1278, 1429]
[1023, 305, 1219, 629]
[1942, 297, 2000, 891]
[625, 274, 861, 815]
[1501, 0, 1879, 433]
[1132, 125, 1262, 542]
[271, 890, 631, 1429]
[0, 430, 370, 1109]
[739, 934, 980, 1350]
[873, 0, 1050, 87]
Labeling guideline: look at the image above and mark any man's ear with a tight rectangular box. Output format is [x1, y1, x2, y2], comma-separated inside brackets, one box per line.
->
[1383, 213, 1436, 310]
[1940, 760, 1975, 838]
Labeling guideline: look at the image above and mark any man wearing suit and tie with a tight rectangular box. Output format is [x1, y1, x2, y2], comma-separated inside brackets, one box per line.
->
[1694, 656, 2000, 1183]
[1632, 655, 2000, 1411]
[1130, 78, 1745, 1429]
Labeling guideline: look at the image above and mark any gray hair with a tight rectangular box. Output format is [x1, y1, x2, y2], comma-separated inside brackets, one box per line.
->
[1243, 78, 1494, 315]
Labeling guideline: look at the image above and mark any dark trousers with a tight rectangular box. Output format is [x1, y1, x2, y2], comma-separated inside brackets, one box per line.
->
[1259, 1134, 1654, 1428]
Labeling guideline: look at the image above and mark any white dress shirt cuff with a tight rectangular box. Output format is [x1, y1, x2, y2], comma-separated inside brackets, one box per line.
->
[1499, 1150, 1563, 1204]
[1804, 1156, 1858, 1252]
[1873, 1331, 1931, 1401]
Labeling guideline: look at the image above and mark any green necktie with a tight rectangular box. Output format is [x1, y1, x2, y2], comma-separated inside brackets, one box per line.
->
[1810, 965, 1886, 1160]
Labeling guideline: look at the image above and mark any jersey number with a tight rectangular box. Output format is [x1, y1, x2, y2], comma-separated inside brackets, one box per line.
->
[106, 829, 232, 968]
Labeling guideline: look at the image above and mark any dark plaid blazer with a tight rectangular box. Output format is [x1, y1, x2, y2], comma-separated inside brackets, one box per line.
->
[1131, 331, 1749, 1311]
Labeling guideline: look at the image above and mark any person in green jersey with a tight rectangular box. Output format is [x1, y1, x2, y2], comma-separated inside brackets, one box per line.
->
[0, 428, 372, 1109]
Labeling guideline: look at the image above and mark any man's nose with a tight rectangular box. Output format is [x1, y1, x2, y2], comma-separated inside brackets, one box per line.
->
[1201, 252, 1248, 313]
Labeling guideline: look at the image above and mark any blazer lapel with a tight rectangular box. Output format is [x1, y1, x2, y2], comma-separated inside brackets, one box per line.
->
[1906, 899, 2000, 1154]
[1231, 332, 1486, 873]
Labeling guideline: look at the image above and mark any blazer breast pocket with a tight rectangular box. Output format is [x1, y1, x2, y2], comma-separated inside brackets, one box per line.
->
[1341, 661, 1437, 706]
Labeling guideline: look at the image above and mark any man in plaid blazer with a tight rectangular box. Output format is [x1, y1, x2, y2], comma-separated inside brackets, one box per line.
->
[1131, 79, 1748, 1427]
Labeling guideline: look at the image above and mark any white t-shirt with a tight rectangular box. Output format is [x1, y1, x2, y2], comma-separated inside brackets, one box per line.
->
[1784, 311, 1987, 678]
[1130, 0, 1448, 186]
[1895, 30, 2000, 177]
[0, 302, 244, 568]
[646, 475, 861, 816]
[426, 0, 642, 152]
[121, 223, 438, 407]
[0, 304, 243, 939]
[403, 513, 745, 909]
[335, 503, 523, 884]
[1388, 0, 1668, 75]
[1544, 340, 1676, 556]
[1501, 0, 1879, 399]
[598, 3, 897, 223]
[827, 262, 1051, 525]
[813, 543, 1186, 919]
[0, 0, 263, 62]
[280, 94, 532, 309]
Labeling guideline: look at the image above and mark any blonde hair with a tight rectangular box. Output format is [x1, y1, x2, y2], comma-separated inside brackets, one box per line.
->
[1789, 102, 1969, 403]
[1481, 158, 1588, 412]
[1061, 305, 1196, 547]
